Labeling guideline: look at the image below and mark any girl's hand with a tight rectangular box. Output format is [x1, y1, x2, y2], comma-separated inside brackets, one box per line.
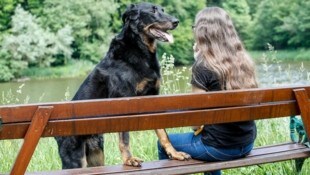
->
[192, 125, 204, 135]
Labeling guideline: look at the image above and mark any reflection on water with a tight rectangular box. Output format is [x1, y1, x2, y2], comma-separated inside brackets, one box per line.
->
[0, 61, 309, 104]
[256, 61, 310, 87]
[0, 77, 86, 104]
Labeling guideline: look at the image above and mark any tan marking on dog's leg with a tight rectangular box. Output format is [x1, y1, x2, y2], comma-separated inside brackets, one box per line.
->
[87, 149, 104, 167]
[119, 132, 143, 167]
[81, 146, 87, 168]
[156, 129, 191, 160]
[119, 132, 132, 161]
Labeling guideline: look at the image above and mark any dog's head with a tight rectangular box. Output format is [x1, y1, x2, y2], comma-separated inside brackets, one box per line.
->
[122, 2, 179, 44]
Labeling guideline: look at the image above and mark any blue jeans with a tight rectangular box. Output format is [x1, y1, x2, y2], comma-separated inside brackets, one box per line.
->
[157, 132, 254, 175]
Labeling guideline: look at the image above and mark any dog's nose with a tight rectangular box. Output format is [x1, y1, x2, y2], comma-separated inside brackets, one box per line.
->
[172, 19, 179, 28]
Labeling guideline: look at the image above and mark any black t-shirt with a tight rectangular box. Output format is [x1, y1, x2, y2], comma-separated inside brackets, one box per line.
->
[191, 65, 257, 148]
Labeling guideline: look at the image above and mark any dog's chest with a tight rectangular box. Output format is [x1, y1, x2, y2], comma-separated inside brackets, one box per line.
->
[107, 55, 161, 96]
[132, 59, 161, 95]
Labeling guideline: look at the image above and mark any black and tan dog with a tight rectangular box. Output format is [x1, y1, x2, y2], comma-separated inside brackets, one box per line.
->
[55, 2, 191, 169]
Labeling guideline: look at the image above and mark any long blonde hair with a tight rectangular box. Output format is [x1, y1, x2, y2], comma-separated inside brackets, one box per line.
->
[192, 7, 258, 90]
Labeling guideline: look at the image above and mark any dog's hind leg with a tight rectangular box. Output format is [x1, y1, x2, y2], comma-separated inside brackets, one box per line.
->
[119, 132, 143, 167]
[55, 136, 88, 169]
[86, 134, 104, 167]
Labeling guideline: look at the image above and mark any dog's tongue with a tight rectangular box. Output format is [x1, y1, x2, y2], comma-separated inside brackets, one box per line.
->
[151, 29, 174, 43]
[161, 32, 174, 43]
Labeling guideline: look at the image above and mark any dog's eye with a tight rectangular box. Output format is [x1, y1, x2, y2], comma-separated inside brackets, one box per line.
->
[162, 9, 165, 12]
[152, 6, 158, 13]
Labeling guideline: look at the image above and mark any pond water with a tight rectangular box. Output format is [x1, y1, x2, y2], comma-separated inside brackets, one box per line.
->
[0, 60, 309, 105]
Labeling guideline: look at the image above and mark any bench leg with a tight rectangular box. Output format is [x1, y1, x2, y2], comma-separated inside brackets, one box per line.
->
[294, 89, 310, 141]
[10, 106, 53, 175]
[294, 89, 310, 174]
[295, 158, 305, 175]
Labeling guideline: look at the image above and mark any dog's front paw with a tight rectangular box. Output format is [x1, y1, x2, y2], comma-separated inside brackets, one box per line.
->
[124, 157, 143, 167]
[167, 150, 191, 161]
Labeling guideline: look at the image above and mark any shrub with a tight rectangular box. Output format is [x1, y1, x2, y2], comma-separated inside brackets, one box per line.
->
[40, 0, 118, 63]
[0, 5, 74, 81]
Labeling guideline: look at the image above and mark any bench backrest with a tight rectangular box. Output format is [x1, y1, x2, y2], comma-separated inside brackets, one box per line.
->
[1, 86, 309, 139]
[1, 85, 310, 174]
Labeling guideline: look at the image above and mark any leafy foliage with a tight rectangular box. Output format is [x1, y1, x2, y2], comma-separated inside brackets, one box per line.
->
[278, 0, 310, 47]
[0, 0, 44, 33]
[40, 0, 118, 63]
[222, 0, 252, 47]
[249, 0, 293, 49]
[0, 0, 309, 82]
[0, 5, 73, 81]
[0, 0, 19, 32]
[246, 0, 259, 16]
[207, 0, 223, 7]
[156, 0, 205, 65]
[0, 53, 15, 82]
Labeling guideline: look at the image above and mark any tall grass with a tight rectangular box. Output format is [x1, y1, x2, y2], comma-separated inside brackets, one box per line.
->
[0, 51, 309, 174]
[160, 53, 191, 94]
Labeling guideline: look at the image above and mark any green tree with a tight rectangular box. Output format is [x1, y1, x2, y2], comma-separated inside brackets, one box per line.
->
[0, 0, 44, 33]
[40, 0, 118, 63]
[278, 0, 310, 47]
[0, 5, 73, 81]
[207, 0, 223, 7]
[0, 50, 17, 82]
[250, 0, 293, 49]
[0, 0, 19, 32]
[246, 0, 260, 17]
[222, 0, 252, 47]
[157, 0, 205, 65]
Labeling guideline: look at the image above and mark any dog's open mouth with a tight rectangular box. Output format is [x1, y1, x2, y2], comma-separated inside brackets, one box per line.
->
[149, 28, 174, 43]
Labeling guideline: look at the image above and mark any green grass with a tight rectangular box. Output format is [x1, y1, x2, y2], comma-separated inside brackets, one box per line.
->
[21, 60, 95, 80]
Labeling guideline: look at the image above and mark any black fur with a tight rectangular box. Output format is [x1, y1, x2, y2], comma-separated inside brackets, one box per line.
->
[55, 2, 179, 169]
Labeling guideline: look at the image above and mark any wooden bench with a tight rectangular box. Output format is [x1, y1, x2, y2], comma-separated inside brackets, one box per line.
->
[1, 86, 310, 175]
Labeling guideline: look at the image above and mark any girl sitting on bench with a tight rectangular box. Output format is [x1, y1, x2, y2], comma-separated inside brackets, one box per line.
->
[158, 7, 258, 175]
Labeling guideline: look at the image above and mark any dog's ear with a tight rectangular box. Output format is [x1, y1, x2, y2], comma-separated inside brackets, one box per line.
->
[122, 4, 140, 23]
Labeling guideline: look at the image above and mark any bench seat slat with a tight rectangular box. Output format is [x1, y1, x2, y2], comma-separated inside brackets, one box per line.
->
[28, 143, 310, 175]
[247, 142, 306, 157]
